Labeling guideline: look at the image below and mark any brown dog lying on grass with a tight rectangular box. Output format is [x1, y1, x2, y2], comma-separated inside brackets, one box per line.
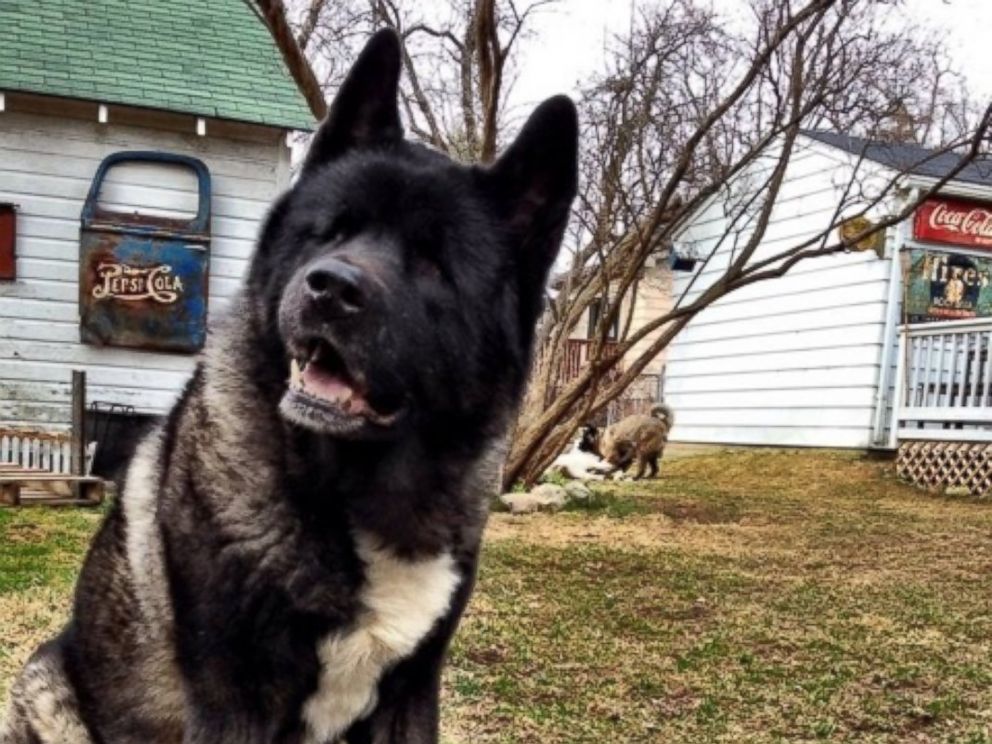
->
[579, 404, 674, 479]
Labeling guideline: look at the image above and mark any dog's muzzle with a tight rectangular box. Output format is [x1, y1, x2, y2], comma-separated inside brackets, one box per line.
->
[277, 254, 407, 438]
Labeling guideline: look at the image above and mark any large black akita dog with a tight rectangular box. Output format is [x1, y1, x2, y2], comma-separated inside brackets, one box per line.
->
[1, 30, 577, 744]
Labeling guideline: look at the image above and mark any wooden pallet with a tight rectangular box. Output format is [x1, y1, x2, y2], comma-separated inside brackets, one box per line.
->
[896, 440, 992, 496]
[0, 465, 104, 507]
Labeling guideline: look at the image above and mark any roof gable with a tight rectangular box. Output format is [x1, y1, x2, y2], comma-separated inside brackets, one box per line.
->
[802, 130, 992, 187]
[0, 0, 314, 130]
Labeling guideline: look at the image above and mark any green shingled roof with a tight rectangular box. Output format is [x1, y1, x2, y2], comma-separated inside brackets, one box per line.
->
[0, 0, 315, 130]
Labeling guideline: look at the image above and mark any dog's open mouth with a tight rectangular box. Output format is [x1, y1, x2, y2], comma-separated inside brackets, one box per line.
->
[280, 338, 404, 435]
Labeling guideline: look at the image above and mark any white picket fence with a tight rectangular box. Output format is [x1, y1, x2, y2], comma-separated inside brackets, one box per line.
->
[0, 430, 75, 473]
[895, 318, 992, 442]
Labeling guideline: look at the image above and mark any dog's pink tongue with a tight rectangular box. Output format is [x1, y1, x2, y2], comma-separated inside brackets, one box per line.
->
[302, 364, 356, 405]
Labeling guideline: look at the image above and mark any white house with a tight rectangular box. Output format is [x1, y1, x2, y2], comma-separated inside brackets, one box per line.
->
[0, 0, 313, 441]
[665, 130, 992, 490]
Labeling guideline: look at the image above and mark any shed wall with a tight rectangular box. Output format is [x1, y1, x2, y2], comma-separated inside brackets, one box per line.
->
[665, 142, 895, 447]
[0, 107, 290, 428]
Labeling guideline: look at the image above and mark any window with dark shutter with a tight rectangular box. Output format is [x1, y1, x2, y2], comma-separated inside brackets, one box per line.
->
[587, 297, 619, 340]
[0, 204, 15, 280]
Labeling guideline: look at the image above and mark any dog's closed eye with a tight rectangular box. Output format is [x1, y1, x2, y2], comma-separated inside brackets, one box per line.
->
[321, 210, 360, 244]
[412, 255, 443, 280]
[408, 237, 450, 283]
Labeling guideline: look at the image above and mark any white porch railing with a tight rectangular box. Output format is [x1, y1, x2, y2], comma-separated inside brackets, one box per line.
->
[894, 318, 992, 443]
[0, 429, 74, 473]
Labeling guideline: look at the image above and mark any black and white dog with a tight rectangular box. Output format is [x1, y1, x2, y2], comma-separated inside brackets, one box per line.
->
[1, 30, 577, 744]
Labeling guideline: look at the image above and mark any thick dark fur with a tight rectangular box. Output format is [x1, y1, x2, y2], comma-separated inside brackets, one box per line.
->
[1, 30, 577, 744]
[579, 404, 675, 480]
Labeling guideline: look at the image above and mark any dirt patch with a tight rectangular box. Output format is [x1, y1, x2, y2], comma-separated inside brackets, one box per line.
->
[656, 500, 741, 524]
[485, 511, 799, 568]
[2, 522, 51, 544]
[486, 512, 674, 548]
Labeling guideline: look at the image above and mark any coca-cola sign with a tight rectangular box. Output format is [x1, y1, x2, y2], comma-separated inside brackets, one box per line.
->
[914, 197, 992, 248]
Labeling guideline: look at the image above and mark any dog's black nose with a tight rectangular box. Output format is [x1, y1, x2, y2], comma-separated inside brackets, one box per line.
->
[305, 257, 366, 317]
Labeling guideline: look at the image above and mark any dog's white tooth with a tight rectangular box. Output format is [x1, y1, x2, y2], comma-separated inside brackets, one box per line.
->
[290, 358, 302, 386]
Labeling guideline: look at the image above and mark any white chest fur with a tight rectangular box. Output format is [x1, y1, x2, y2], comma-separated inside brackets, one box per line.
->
[301, 533, 461, 743]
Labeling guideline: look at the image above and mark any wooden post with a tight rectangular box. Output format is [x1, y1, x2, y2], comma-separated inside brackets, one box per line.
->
[889, 329, 908, 451]
[0, 482, 19, 507]
[71, 370, 86, 477]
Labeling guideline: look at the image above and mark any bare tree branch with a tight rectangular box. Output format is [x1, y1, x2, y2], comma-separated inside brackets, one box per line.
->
[253, 0, 328, 120]
[505, 0, 991, 487]
[296, 0, 327, 51]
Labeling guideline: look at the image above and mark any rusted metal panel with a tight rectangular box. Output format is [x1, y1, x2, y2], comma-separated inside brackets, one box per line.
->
[79, 151, 211, 353]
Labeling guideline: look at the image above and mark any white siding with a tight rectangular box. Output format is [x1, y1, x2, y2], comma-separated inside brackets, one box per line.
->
[626, 264, 672, 376]
[665, 140, 897, 447]
[0, 107, 291, 428]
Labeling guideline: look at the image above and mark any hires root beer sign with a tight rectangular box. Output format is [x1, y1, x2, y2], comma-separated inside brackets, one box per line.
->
[905, 250, 992, 322]
[914, 197, 992, 248]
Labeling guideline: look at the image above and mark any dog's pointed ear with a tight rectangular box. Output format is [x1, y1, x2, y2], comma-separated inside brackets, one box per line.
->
[301, 29, 403, 176]
[483, 95, 578, 284]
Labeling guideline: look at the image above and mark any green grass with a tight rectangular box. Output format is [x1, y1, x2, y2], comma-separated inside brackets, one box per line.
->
[4, 450, 992, 742]
[0, 506, 102, 700]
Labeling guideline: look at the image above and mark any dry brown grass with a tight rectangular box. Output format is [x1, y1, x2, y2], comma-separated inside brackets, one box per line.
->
[444, 450, 992, 743]
[3, 450, 992, 742]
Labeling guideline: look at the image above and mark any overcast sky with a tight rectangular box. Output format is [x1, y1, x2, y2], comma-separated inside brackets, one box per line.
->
[507, 0, 992, 113]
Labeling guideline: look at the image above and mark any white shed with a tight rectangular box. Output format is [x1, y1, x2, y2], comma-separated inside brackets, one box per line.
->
[665, 131, 992, 454]
[0, 0, 313, 434]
